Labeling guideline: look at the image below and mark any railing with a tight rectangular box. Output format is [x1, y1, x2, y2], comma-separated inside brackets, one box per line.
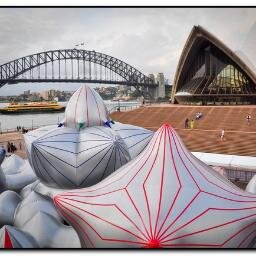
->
[0, 126, 42, 134]
[108, 104, 141, 114]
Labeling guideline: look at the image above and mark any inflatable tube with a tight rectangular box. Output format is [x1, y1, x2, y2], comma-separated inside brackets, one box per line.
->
[0, 148, 6, 165]
[0, 168, 6, 193]
[2, 155, 24, 175]
[246, 174, 256, 194]
[0, 191, 21, 227]
[14, 191, 61, 228]
[20, 180, 66, 200]
[5, 160, 37, 191]
[0, 225, 38, 248]
[21, 211, 80, 248]
[2, 155, 37, 191]
[20, 180, 40, 199]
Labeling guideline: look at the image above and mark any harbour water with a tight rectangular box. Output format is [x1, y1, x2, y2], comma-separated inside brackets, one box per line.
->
[0, 100, 140, 131]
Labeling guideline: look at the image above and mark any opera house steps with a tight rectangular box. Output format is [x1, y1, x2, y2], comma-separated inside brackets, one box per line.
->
[110, 105, 256, 157]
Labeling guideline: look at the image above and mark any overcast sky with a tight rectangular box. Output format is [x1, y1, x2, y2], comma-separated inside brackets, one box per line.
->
[0, 7, 255, 95]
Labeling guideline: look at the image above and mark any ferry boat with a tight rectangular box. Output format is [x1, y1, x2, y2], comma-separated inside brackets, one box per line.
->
[0, 101, 65, 114]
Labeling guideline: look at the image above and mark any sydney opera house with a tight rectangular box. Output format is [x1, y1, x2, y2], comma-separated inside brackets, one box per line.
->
[171, 26, 256, 105]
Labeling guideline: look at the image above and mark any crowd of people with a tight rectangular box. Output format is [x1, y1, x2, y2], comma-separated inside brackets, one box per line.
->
[184, 112, 204, 130]
[17, 126, 29, 134]
[184, 118, 194, 129]
[195, 112, 203, 120]
[184, 112, 254, 142]
[7, 141, 17, 153]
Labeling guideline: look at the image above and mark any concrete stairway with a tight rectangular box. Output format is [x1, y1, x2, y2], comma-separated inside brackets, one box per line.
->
[110, 105, 256, 157]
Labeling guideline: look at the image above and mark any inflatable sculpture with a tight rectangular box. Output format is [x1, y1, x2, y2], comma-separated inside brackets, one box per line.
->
[0, 187, 80, 248]
[246, 175, 256, 194]
[0, 148, 6, 193]
[55, 124, 256, 248]
[20, 180, 65, 200]
[0, 147, 81, 248]
[1, 155, 37, 191]
[0, 148, 6, 165]
[23, 125, 57, 163]
[0, 191, 21, 227]
[111, 122, 153, 159]
[30, 126, 130, 188]
[64, 84, 109, 129]
[24, 84, 153, 189]
[20, 211, 80, 248]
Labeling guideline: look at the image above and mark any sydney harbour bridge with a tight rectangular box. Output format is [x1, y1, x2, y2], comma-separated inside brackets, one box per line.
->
[0, 49, 160, 98]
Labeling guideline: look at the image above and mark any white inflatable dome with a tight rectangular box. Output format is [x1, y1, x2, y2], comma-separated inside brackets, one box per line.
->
[64, 84, 109, 129]
[30, 126, 131, 188]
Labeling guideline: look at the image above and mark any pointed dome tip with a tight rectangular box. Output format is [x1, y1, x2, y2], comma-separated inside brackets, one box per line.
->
[4, 227, 13, 249]
[161, 123, 173, 129]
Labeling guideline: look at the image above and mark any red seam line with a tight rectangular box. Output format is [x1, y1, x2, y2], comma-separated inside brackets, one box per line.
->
[55, 199, 95, 247]
[143, 127, 165, 238]
[57, 198, 147, 246]
[85, 85, 89, 127]
[171, 131, 201, 190]
[162, 213, 256, 243]
[221, 221, 256, 247]
[57, 195, 149, 242]
[159, 206, 256, 243]
[203, 191, 256, 203]
[89, 87, 102, 126]
[62, 128, 159, 196]
[125, 188, 151, 240]
[74, 87, 83, 128]
[156, 128, 182, 238]
[173, 132, 256, 200]
[158, 191, 201, 241]
[57, 198, 147, 242]
[154, 126, 167, 238]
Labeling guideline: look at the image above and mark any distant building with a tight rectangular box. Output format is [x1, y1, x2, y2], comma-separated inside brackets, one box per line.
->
[48, 90, 56, 99]
[118, 85, 128, 92]
[156, 73, 166, 98]
[23, 90, 30, 96]
[148, 74, 155, 84]
[40, 91, 49, 100]
[28, 92, 40, 101]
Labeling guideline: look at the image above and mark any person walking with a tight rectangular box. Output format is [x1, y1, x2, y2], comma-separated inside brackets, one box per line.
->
[190, 119, 195, 129]
[246, 114, 251, 125]
[7, 142, 11, 153]
[185, 118, 189, 129]
[220, 129, 225, 141]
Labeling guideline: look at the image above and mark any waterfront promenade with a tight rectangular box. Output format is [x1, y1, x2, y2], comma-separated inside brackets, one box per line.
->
[2, 104, 256, 159]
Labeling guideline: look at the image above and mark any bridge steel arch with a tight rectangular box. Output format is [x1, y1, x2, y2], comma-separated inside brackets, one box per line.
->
[0, 49, 156, 88]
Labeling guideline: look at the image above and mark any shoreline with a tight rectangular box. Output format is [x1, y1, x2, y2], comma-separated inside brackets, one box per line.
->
[0, 131, 26, 159]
